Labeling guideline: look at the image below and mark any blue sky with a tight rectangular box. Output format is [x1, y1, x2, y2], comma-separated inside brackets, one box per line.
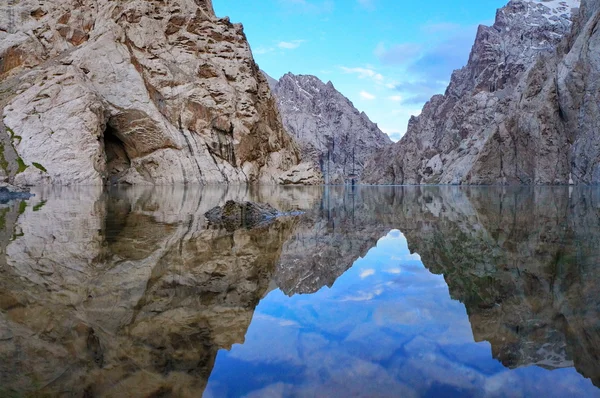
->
[213, 0, 507, 141]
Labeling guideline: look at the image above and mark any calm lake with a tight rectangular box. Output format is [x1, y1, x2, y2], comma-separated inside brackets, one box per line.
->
[0, 185, 599, 397]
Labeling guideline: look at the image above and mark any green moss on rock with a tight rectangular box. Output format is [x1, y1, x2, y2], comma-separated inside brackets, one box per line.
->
[16, 158, 27, 174]
[32, 162, 47, 173]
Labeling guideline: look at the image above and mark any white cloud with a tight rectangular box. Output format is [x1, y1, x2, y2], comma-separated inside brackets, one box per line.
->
[360, 91, 376, 100]
[277, 40, 305, 49]
[341, 66, 384, 82]
[385, 268, 402, 275]
[360, 269, 376, 278]
[388, 95, 403, 102]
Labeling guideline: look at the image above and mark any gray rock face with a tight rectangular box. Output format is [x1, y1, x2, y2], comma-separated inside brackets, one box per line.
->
[267, 73, 392, 184]
[0, 0, 322, 185]
[363, 0, 591, 185]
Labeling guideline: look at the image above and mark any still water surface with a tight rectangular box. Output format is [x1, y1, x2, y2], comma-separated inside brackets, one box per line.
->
[0, 185, 598, 397]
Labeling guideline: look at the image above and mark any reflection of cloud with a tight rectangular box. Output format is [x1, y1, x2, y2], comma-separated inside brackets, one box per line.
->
[341, 287, 384, 302]
[390, 252, 422, 262]
[385, 268, 402, 275]
[279, 320, 299, 327]
[360, 269, 376, 279]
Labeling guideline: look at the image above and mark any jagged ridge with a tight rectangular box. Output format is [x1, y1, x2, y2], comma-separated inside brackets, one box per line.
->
[267, 72, 391, 184]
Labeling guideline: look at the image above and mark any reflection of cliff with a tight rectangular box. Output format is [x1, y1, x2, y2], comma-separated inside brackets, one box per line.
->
[396, 187, 600, 387]
[0, 186, 301, 396]
[276, 186, 390, 295]
[1, 185, 600, 394]
[273, 185, 600, 386]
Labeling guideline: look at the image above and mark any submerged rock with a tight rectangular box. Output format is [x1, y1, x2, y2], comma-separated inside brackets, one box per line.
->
[205, 200, 280, 229]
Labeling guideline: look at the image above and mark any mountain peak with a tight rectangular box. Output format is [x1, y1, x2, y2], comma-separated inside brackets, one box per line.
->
[270, 72, 391, 184]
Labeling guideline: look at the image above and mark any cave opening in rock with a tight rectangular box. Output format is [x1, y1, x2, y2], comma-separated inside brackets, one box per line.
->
[104, 125, 131, 184]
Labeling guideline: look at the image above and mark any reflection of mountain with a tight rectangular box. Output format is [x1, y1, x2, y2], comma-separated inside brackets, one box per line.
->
[274, 185, 600, 387]
[395, 187, 600, 387]
[0, 186, 305, 396]
[1, 185, 599, 394]
[276, 187, 384, 295]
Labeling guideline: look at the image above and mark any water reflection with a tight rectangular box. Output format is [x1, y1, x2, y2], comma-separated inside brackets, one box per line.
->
[0, 185, 598, 396]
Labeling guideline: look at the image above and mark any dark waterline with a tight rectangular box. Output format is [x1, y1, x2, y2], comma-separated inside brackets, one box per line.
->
[0, 185, 598, 397]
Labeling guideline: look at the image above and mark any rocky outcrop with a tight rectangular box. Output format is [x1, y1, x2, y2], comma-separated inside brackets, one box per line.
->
[0, 0, 321, 185]
[205, 200, 280, 230]
[363, 0, 593, 185]
[268, 73, 391, 184]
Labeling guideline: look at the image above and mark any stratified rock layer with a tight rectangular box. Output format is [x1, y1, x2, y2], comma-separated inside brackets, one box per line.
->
[363, 0, 599, 185]
[0, 0, 321, 185]
[268, 73, 391, 184]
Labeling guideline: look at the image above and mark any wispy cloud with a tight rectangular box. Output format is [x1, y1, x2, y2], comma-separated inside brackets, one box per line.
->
[360, 269, 376, 279]
[277, 40, 306, 49]
[388, 95, 403, 102]
[360, 91, 376, 100]
[341, 66, 384, 82]
[374, 23, 478, 108]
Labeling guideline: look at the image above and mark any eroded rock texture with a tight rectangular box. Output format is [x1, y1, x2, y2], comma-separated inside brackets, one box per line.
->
[0, 0, 321, 185]
[267, 73, 391, 184]
[363, 0, 600, 185]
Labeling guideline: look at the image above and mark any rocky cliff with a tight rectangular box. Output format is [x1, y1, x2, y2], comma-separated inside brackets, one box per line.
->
[363, 0, 598, 185]
[0, 0, 321, 185]
[267, 73, 391, 184]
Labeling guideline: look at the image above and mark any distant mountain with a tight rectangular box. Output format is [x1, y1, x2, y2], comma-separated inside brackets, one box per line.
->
[265, 72, 392, 184]
[362, 0, 587, 185]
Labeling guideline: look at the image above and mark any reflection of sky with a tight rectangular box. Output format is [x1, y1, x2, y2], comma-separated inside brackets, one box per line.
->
[205, 230, 600, 397]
